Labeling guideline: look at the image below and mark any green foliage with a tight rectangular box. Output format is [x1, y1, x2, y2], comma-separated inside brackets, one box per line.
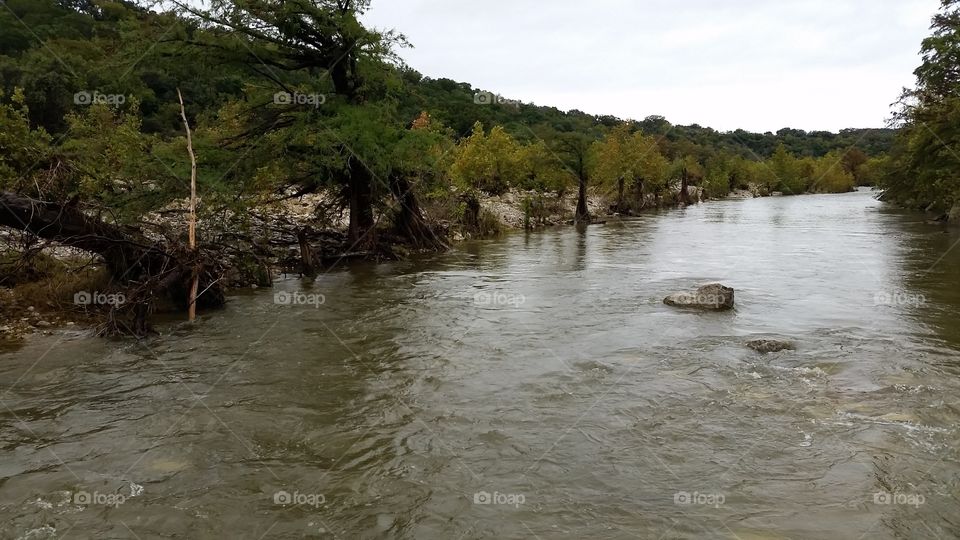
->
[393, 111, 456, 196]
[883, 0, 960, 211]
[809, 152, 856, 193]
[450, 123, 523, 194]
[517, 140, 571, 194]
[0, 89, 51, 191]
[726, 156, 758, 191]
[842, 148, 869, 184]
[61, 102, 168, 216]
[0, 0, 902, 244]
[702, 157, 733, 199]
[591, 124, 631, 192]
[669, 155, 704, 182]
[769, 144, 806, 194]
[857, 156, 890, 187]
[591, 124, 669, 206]
[401, 76, 896, 159]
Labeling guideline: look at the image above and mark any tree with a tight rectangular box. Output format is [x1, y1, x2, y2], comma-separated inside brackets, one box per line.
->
[857, 156, 890, 187]
[450, 122, 523, 195]
[842, 147, 869, 183]
[626, 131, 669, 206]
[168, 0, 409, 247]
[0, 190, 225, 334]
[388, 111, 453, 249]
[517, 140, 570, 195]
[0, 90, 53, 194]
[553, 131, 595, 223]
[769, 143, 805, 194]
[703, 155, 733, 199]
[514, 125, 598, 222]
[883, 0, 960, 211]
[592, 124, 632, 211]
[810, 152, 856, 193]
[670, 155, 703, 205]
[592, 124, 673, 212]
[914, 0, 960, 103]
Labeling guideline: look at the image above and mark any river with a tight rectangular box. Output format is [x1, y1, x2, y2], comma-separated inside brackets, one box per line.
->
[1, 189, 959, 539]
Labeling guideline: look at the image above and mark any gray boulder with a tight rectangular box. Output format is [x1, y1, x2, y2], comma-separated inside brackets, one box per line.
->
[747, 339, 795, 354]
[664, 283, 735, 311]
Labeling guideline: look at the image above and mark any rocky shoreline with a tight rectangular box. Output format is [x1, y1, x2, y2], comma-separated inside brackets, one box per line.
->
[0, 184, 825, 342]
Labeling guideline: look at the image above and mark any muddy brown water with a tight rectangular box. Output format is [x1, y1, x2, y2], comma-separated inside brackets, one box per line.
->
[1, 189, 959, 539]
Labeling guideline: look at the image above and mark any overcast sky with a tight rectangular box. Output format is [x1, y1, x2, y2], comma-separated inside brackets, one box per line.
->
[363, 0, 940, 133]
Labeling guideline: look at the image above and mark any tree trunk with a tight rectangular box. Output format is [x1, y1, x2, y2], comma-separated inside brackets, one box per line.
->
[390, 175, 446, 250]
[679, 168, 692, 206]
[177, 88, 200, 322]
[297, 226, 316, 276]
[0, 191, 170, 280]
[347, 159, 376, 248]
[634, 177, 646, 210]
[616, 177, 626, 213]
[460, 193, 481, 231]
[575, 173, 589, 224]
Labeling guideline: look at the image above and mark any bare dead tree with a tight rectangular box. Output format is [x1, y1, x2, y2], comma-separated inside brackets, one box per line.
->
[177, 88, 200, 322]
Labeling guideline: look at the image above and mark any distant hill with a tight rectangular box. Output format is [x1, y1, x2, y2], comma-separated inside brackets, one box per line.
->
[398, 73, 896, 159]
[0, 0, 896, 169]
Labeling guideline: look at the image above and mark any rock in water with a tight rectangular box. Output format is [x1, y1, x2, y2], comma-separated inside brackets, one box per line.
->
[747, 339, 795, 354]
[663, 283, 735, 311]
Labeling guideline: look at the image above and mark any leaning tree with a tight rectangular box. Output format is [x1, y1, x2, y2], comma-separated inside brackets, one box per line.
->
[167, 0, 436, 249]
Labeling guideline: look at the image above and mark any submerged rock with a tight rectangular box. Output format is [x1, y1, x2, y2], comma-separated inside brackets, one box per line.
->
[663, 283, 735, 311]
[747, 339, 795, 354]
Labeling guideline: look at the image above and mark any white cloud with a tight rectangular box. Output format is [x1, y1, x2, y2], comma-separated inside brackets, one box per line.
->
[364, 0, 941, 132]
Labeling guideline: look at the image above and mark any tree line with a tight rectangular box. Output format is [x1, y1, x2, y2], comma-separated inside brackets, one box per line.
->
[0, 0, 896, 331]
[0, 0, 889, 228]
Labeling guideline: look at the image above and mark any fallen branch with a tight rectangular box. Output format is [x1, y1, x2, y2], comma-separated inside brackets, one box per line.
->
[0, 191, 225, 335]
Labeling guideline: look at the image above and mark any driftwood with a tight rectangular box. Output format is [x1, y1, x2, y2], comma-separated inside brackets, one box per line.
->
[0, 191, 224, 335]
[0, 192, 170, 278]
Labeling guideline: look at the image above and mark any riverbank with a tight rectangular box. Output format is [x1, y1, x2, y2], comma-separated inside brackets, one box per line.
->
[0, 183, 795, 341]
[0, 185, 873, 341]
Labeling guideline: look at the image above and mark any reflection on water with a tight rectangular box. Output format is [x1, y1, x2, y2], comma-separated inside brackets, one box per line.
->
[1, 189, 959, 539]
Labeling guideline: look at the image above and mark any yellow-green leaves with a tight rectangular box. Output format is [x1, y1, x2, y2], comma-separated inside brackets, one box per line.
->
[450, 122, 523, 195]
[592, 124, 668, 197]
